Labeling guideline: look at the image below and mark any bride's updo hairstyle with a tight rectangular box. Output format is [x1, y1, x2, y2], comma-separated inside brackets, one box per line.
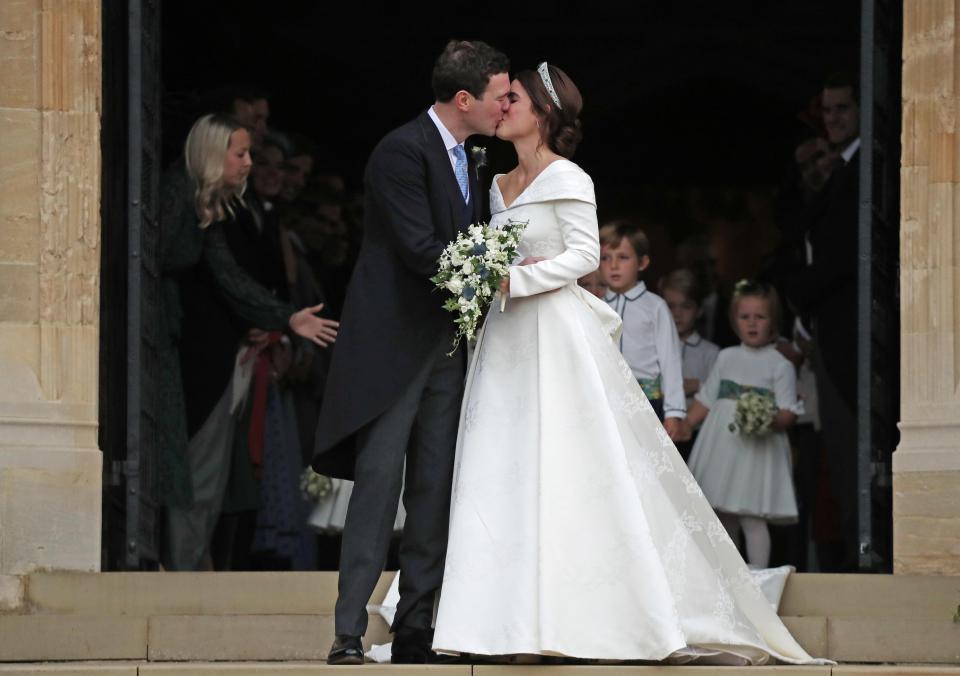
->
[515, 63, 583, 158]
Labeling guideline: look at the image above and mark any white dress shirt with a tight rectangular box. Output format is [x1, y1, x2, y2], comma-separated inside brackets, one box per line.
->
[680, 331, 720, 407]
[605, 281, 686, 418]
[427, 106, 469, 202]
[841, 137, 861, 164]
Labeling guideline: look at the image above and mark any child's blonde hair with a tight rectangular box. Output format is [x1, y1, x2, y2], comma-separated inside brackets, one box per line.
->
[184, 113, 248, 228]
[729, 279, 782, 340]
[599, 219, 650, 259]
[660, 268, 707, 306]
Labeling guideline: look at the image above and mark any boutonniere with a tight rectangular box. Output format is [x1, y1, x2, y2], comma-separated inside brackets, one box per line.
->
[470, 145, 489, 180]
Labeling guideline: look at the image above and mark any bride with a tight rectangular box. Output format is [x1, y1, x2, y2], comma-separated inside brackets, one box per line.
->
[430, 63, 826, 665]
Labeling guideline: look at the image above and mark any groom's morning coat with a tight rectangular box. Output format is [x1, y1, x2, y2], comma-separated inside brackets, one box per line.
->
[312, 111, 485, 479]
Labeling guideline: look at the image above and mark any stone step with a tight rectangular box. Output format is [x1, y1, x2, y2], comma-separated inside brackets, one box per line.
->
[833, 669, 960, 675]
[0, 666, 468, 676]
[0, 613, 391, 663]
[828, 618, 960, 664]
[1, 612, 958, 664]
[3, 664, 960, 675]
[13, 572, 959, 622]
[3, 572, 959, 665]
[779, 573, 960, 619]
[0, 615, 148, 661]
[16, 571, 394, 617]
[0, 665, 140, 676]
[472, 668, 833, 675]
[140, 666, 467, 675]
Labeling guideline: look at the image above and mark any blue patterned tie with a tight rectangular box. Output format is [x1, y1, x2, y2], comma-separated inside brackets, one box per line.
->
[452, 144, 469, 202]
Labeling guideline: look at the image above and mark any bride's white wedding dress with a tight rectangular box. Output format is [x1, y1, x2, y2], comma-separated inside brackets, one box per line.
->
[431, 159, 825, 665]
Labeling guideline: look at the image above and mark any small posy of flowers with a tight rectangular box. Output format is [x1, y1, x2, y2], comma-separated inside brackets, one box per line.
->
[431, 219, 528, 354]
[470, 145, 489, 178]
[729, 390, 778, 436]
[300, 466, 333, 502]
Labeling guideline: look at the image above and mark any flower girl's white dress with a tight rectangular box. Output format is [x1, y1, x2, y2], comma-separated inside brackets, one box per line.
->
[687, 343, 802, 523]
[431, 159, 826, 665]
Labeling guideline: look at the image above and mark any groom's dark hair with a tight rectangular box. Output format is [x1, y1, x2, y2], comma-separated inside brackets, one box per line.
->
[432, 40, 510, 102]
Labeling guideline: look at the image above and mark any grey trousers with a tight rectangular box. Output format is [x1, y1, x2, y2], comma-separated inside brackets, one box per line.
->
[335, 341, 464, 637]
[164, 381, 236, 571]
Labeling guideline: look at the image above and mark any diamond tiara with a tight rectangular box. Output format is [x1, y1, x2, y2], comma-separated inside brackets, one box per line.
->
[537, 62, 563, 110]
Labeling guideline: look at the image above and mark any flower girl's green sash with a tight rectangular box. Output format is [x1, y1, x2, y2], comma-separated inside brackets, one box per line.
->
[637, 374, 662, 400]
[718, 379, 775, 404]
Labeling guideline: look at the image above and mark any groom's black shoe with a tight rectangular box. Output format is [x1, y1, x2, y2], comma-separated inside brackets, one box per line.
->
[391, 626, 436, 664]
[327, 634, 364, 665]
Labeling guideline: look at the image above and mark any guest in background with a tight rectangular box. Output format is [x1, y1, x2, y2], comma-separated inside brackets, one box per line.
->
[782, 71, 861, 572]
[232, 89, 271, 150]
[209, 131, 297, 572]
[279, 131, 317, 204]
[675, 233, 723, 345]
[685, 281, 802, 568]
[660, 268, 719, 461]
[600, 220, 686, 438]
[291, 173, 355, 319]
[250, 135, 289, 216]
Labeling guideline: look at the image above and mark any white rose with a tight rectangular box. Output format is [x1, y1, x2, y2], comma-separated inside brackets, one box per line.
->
[462, 260, 474, 275]
[446, 279, 464, 295]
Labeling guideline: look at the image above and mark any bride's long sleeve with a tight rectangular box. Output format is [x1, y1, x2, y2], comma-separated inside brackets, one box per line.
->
[508, 198, 600, 298]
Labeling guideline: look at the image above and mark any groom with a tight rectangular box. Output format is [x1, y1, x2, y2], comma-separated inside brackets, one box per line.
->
[312, 40, 511, 664]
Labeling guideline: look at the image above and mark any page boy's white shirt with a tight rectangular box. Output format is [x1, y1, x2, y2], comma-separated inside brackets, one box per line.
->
[605, 281, 686, 418]
[680, 331, 720, 406]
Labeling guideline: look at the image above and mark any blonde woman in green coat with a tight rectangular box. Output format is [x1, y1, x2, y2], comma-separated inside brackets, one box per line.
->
[158, 113, 337, 570]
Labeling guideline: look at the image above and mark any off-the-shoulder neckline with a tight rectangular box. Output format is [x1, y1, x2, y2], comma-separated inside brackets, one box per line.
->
[493, 159, 574, 210]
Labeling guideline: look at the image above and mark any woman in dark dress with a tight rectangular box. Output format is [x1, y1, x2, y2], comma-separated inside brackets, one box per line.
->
[158, 113, 338, 570]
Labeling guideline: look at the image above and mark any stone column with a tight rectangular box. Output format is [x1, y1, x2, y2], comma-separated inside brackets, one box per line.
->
[895, 0, 960, 574]
[0, 0, 102, 574]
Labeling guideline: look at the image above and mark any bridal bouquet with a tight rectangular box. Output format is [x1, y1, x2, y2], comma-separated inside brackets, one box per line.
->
[729, 390, 778, 436]
[300, 466, 333, 502]
[431, 219, 528, 354]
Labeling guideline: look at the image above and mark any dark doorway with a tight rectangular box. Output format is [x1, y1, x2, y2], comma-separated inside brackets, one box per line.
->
[100, 0, 163, 571]
[101, 2, 900, 571]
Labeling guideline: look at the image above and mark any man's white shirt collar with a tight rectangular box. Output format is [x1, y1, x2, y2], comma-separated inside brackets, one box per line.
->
[428, 106, 459, 154]
[428, 106, 468, 199]
[841, 137, 861, 164]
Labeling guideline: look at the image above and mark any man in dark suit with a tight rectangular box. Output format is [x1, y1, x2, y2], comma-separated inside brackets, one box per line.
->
[313, 40, 510, 664]
[784, 71, 861, 572]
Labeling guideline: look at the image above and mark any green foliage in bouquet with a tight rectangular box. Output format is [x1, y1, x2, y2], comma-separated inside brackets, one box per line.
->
[728, 390, 779, 436]
[431, 220, 528, 354]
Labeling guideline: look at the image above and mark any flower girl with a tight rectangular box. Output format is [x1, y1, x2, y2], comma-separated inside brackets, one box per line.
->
[684, 280, 802, 568]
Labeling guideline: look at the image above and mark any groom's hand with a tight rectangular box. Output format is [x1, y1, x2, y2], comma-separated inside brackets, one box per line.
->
[519, 256, 546, 266]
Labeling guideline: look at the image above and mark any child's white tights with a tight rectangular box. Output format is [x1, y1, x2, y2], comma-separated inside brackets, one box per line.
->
[719, 513, 771, 568]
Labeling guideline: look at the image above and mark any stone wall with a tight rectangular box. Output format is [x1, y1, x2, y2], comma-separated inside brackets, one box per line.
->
[0, 0, 102, 574]
[895, 0, 960, 574]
